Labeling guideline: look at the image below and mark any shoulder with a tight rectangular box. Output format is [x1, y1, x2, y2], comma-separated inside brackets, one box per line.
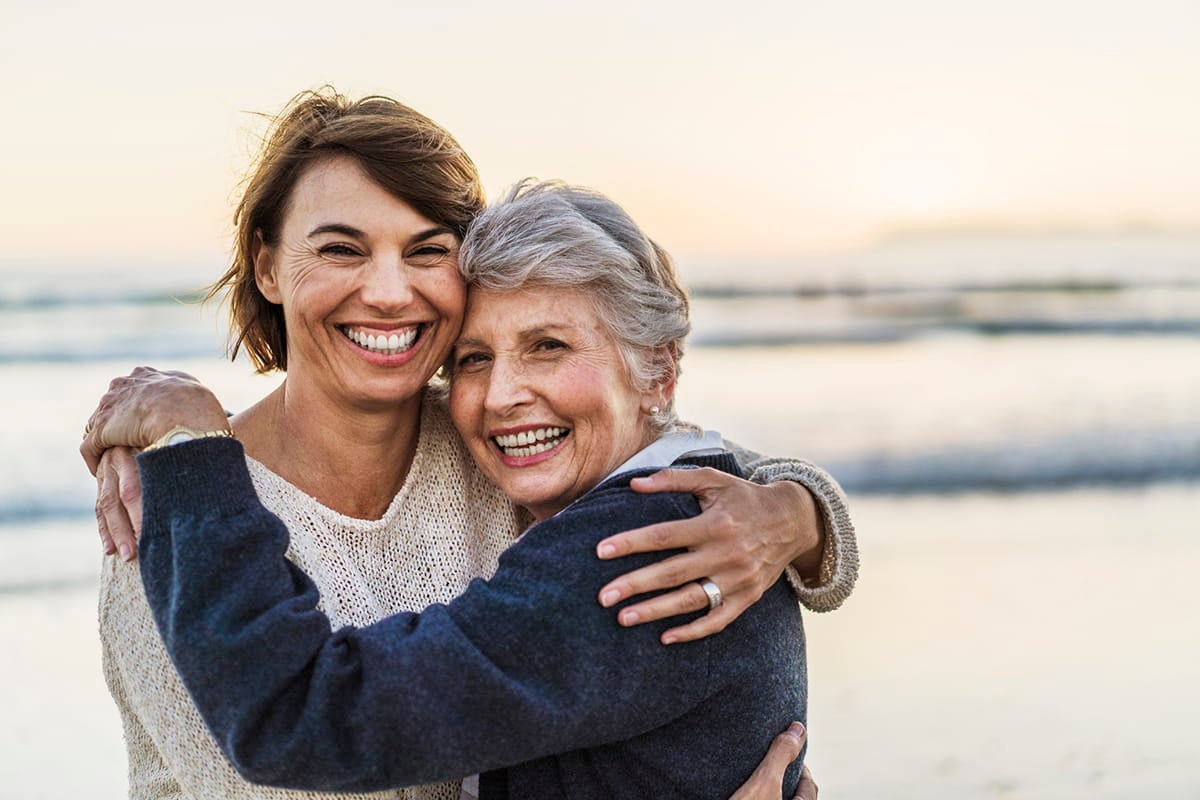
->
[507, 471, 699, 574]
[550, 473, 695, 538]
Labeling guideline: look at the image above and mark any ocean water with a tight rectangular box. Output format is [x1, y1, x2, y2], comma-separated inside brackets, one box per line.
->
[2, 232, 1199, 591]
[3, 233, 1200, 797]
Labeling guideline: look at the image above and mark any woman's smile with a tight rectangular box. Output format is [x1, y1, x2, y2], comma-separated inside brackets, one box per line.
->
[490, 424, 572, 464]
[338, 323, 423, 356]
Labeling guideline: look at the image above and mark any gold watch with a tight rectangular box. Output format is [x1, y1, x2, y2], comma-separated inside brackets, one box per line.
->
[143, 425, 236, 453]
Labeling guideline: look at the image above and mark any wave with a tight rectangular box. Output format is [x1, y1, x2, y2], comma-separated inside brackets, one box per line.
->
[4, 275, 1198, 310]
[0, 339, 223, 365]
[0, 493, 96, 525]
[691, 317, 1200, 347]
[0, 289, 207, 312]
[689, 276, 1200, 299]
[827, 428, 1200, 495]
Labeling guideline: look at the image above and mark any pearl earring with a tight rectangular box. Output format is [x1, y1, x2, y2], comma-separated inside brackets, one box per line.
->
[649, 405, 661, 415]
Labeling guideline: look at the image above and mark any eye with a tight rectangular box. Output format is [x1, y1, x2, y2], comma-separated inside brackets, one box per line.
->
[408, 240, 459, 265]
[319, 243, 362, 258]
[454, 350, 492, 372]
[534, 339, 567, 353]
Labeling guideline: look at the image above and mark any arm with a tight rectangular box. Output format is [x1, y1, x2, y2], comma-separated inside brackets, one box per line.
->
[596, 442, 859, 642]
[100, 554, 352, 798]
[730, 442, 858, 614]
[137, 438, 715, 792]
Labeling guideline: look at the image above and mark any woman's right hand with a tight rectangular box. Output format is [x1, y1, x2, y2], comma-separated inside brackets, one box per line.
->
[81, 366, 230, 559]
[730, 722, 816, 800]
[81, 366, 229, 473]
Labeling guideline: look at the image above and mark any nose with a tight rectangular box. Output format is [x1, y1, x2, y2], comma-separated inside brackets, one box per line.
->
[483, 355, 536, 418]
[358, 254, 415, 313]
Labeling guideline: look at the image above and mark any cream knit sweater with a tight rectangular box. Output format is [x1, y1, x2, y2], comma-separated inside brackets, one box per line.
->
[99, 394, 857, 799]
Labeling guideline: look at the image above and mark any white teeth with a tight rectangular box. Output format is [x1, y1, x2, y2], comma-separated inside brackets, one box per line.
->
[494, 427, 568, 456]
[342, 326, 419, 355]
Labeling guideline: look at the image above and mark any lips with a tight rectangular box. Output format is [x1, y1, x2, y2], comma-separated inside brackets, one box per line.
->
[339, 324, 423, 355]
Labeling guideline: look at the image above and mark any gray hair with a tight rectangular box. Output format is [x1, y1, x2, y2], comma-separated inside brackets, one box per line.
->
[458, 179, 691, 434]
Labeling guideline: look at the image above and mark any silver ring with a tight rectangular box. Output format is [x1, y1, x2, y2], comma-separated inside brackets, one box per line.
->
[699, 579, 723, 610]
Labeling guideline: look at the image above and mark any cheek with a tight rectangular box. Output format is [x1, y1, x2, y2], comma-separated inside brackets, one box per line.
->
[422, 271, 468, 319]
[552, 369, 613, 425]
[448, 377, 481, 437]
[281, 261, 346, 310]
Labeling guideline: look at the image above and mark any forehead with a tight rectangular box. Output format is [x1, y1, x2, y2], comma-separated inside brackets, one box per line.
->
[283, 154, 434, 231]
[461, 286, 604, 337]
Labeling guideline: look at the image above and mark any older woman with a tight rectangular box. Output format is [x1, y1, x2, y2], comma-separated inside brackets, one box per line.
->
[81, 90, 854, 799]
[87, 181, 816, 798]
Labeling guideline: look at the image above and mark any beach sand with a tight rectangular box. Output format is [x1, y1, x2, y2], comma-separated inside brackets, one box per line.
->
[805, 483, 1200, 799]
[2, 483, 1198, 799]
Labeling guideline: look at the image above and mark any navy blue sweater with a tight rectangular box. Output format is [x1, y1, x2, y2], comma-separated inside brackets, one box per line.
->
[137, 438, 806, 799]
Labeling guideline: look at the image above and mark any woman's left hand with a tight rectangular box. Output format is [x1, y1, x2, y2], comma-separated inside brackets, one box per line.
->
[596, 467, 823, 644]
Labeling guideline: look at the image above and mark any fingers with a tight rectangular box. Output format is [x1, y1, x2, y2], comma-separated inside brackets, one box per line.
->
[627, 466, 736, 499]
[95, 447, 142, 561]
[97, 503, 115, 556]
[598, 544, 755, 608]
[794, 764, 818, 800]
[613, 581, 710, 626]
[600, 469, 747, 559]
[597, 519, 757, 607]
[597, 517, 703, 560]
[660, 598, 747, 644]
[729, 722, 807, 800]
[112, 447, 144, 540]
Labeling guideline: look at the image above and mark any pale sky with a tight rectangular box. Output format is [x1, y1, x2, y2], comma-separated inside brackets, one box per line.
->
[3, 0, 1198, 268]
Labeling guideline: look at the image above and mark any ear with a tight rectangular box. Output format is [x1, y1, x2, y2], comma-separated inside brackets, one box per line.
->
[643, 346, 677, 414]
[252, 231, 283, 305]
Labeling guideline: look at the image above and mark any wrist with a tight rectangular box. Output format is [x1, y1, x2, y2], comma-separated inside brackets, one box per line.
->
[774, 481, 824, 577]
[143, 425, 236, 453]
[143, 398, 230, 446]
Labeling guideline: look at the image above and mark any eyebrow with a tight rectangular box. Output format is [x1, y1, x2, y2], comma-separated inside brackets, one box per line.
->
[453, 323, 581, 351]
[307, 223, 457, 242]
[522, 324, 578, 337]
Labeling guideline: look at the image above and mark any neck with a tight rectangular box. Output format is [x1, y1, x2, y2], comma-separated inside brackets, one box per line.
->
[233, 377, 423, 520]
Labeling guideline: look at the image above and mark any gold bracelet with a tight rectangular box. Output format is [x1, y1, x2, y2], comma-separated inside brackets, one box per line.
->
[143, 425, 236, 453]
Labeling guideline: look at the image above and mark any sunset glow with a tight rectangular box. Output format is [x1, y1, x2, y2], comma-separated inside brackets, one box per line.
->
[2, 0, 1198, 266]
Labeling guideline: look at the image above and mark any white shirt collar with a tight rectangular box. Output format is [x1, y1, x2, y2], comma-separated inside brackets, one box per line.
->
[604, 429, 725, 484]
[529, 429, 726, 528]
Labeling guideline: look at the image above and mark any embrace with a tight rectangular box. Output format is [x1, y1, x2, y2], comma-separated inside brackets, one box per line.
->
[82, 89, 859, 799]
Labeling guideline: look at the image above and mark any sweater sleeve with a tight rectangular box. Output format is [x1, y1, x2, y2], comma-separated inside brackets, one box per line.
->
[725, 440, 859, 613]
[99, 545, 391, 799]
[137, 437, 714, 793]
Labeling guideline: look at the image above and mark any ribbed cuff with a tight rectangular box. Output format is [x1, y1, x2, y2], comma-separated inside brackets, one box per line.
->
[748, 459, 860, 613]
[136, 436, 257, 536]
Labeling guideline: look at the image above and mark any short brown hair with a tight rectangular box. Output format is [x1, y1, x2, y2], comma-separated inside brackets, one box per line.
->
[209, 87, 485, 372]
